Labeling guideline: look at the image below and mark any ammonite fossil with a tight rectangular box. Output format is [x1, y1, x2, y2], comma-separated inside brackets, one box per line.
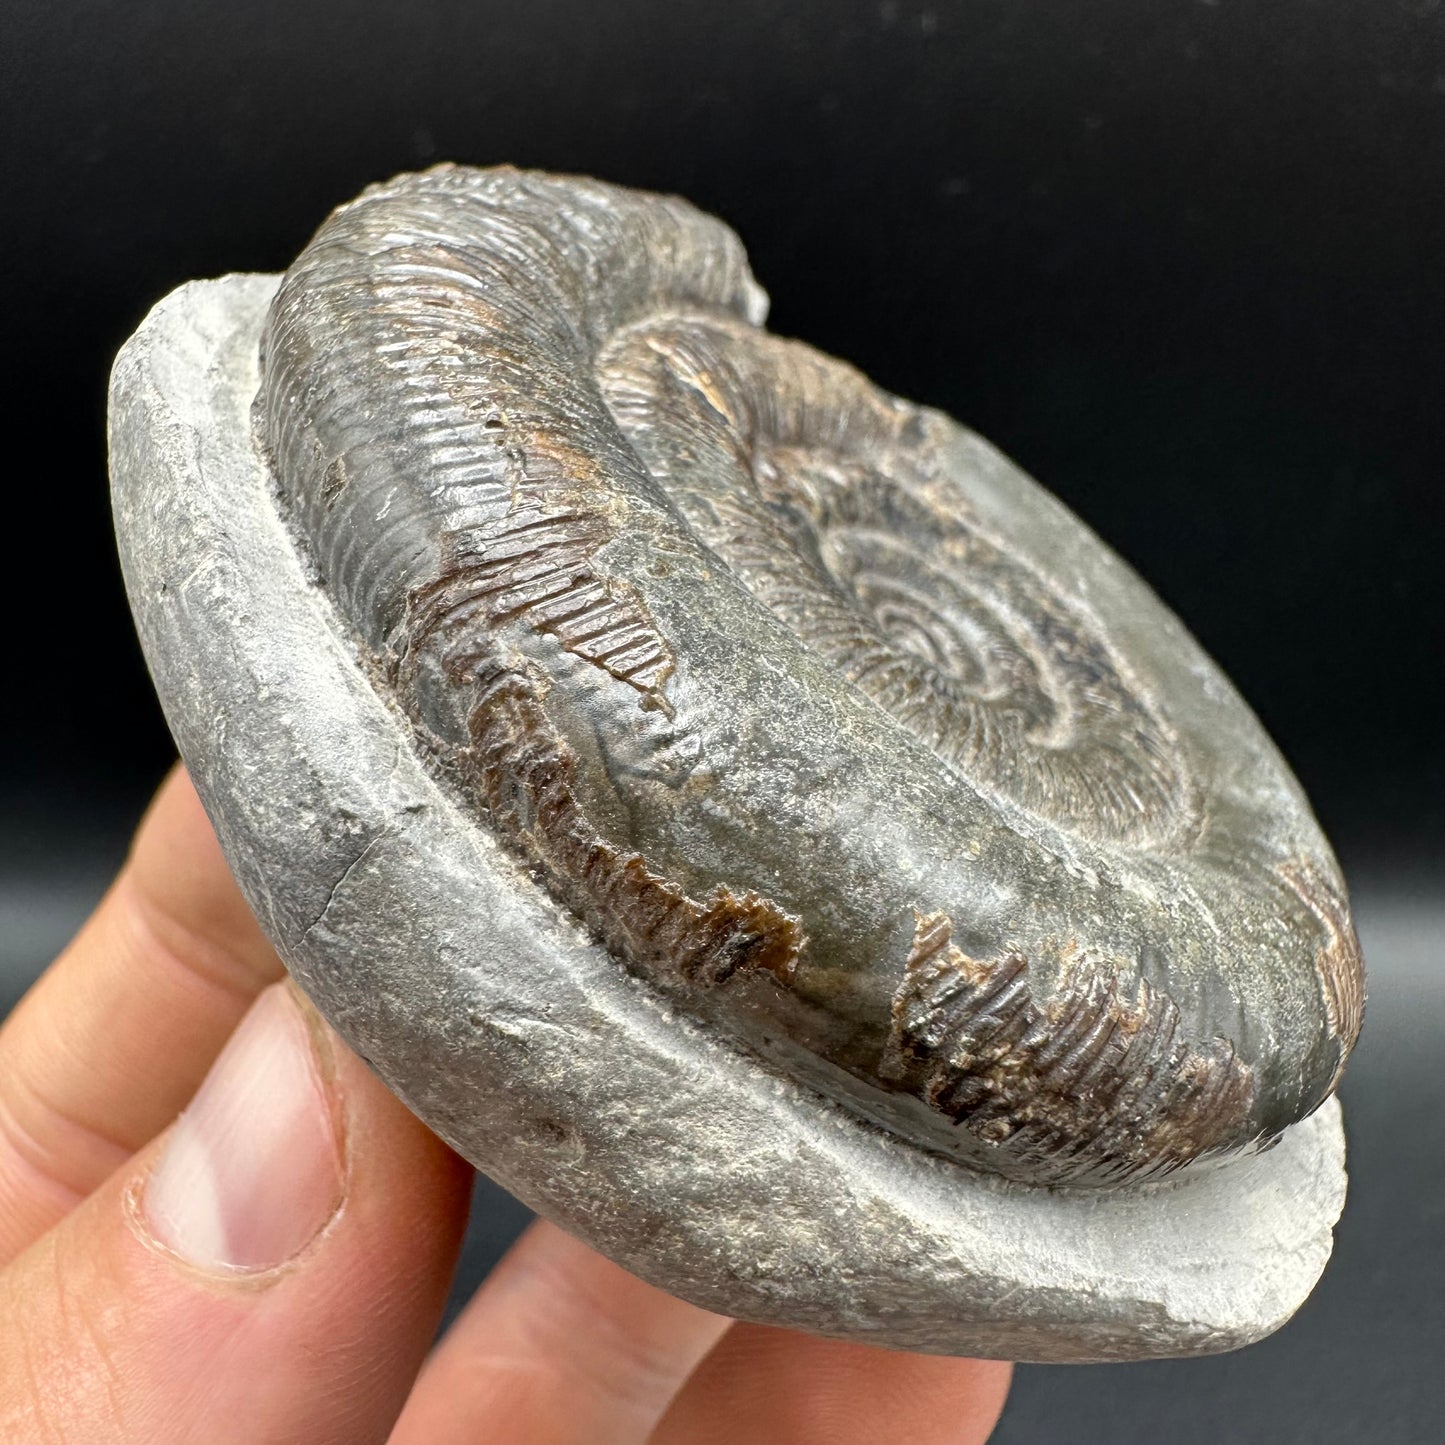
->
[110, 165, 1360, 1360]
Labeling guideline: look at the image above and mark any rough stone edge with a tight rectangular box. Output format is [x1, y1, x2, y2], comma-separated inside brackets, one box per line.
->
[106, 274, 1348, 1362]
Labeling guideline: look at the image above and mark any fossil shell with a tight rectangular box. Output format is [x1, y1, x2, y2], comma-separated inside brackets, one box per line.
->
[247, 164, 1361, 1188]
[110, 214, 1353, 1361]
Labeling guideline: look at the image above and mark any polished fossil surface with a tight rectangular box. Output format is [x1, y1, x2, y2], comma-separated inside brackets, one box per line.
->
[108, 167, 1358, 1358]
[257, 166, 1359, 1186]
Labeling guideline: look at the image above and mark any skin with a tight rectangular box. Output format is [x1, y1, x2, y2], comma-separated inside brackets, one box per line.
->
[0, 765, 1011, 1443]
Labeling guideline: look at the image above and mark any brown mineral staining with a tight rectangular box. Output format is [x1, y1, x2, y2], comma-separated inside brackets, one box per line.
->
[464, 652, 804, 994]
[1277, 860, 1366, 1085]
[391, 385, 804, 993]
[882, 912, 1256, 1183]
[403, 421, 676, 717]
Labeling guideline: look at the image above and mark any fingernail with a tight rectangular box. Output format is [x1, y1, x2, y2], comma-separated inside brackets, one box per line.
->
[143, 983, 344, 1272]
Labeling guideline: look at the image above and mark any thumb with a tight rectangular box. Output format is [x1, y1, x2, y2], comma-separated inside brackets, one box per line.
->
[0, 982, 472, 1444]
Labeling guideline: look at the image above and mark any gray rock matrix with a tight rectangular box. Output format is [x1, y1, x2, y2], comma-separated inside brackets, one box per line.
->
[109, 169, 1352, 1360]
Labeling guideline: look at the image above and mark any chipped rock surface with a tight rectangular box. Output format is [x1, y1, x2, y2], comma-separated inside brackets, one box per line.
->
[109, 270, 1347, 1363]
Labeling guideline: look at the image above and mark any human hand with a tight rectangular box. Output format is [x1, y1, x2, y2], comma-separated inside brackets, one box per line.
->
[0, 766, 1012, 1443]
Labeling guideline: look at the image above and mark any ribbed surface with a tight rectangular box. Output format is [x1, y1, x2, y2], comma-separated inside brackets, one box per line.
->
[599, 314, 1194, 847]
[258, 165, 763, 669]
[884, 912, 1255, 1182]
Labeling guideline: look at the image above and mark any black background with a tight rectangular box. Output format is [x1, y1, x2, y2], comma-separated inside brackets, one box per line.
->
[2, 3, 1441, 1442]
[4, 0, 1443, 862]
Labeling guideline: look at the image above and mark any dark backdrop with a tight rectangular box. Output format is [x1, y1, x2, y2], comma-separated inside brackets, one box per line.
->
[2, 4, 1441, 1443]
[4, 0, 1443, 863]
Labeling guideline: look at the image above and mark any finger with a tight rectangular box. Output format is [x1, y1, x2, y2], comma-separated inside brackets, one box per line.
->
[390, 1220, 731, 1445]
[0, 765, 284, 1261]
[0, 982, 473, 1445]
[651, 1323, 1013, 1445]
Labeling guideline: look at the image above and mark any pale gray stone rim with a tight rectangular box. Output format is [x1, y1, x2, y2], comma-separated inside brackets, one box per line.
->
[108, 274, 1347, 1363]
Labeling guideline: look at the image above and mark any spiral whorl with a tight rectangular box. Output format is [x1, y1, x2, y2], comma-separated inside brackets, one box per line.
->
[257, 166, 1362, 1186]
[598, 313, 1196, 848]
